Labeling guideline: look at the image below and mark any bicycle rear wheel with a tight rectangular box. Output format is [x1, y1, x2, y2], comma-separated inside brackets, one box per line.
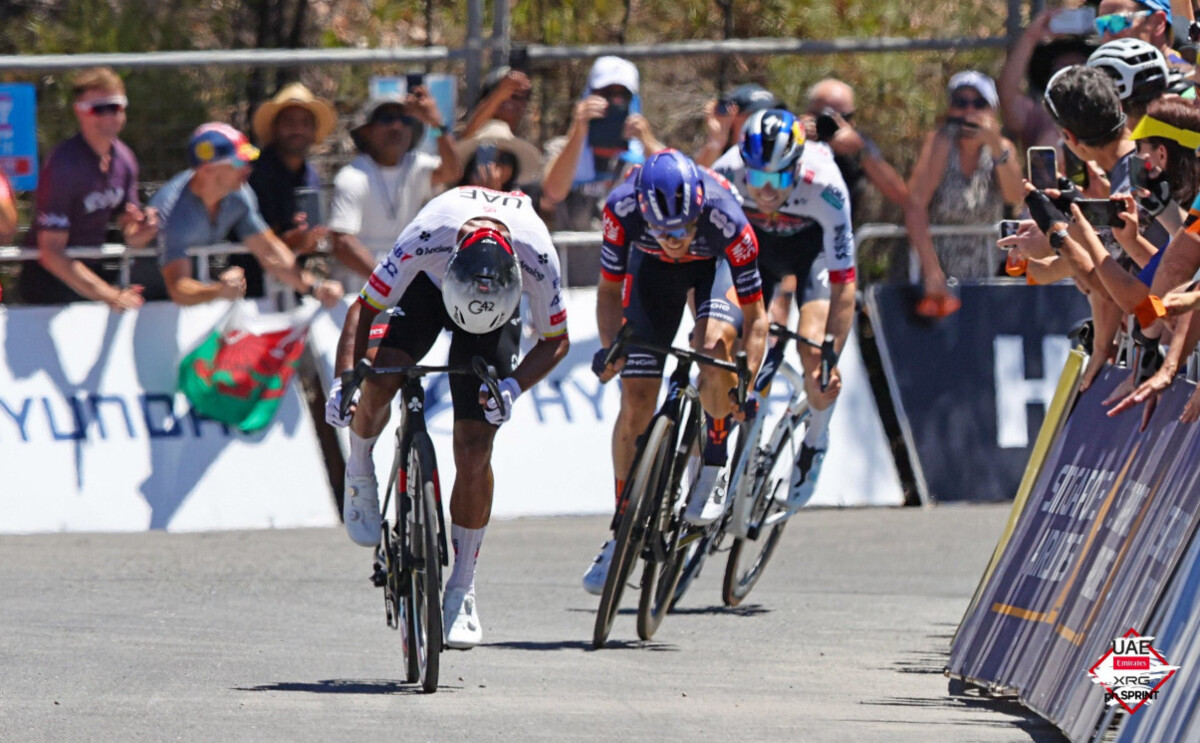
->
[593, 415, 671, 649]
[722, 399, 808, 607]
[407, 433, 443, 692]
[636, 415, 697, 639]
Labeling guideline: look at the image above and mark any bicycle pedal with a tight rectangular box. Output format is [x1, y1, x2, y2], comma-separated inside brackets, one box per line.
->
[370, 563, 387, 588]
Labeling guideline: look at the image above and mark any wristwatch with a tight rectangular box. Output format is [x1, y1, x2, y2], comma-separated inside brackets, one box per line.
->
[1048, 228, 1069, 253]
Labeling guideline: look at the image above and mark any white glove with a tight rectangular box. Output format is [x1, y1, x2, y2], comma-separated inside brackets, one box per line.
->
[480, 377, 521, 426]
[325, 377, 360, 428]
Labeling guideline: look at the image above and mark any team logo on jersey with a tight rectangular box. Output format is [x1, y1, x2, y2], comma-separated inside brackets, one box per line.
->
[802, 169, 816, 184]
[727, 225, 758, 267]
[537, 252, 548, 265]
[709, 208, 737, 239]
[419, 230, 432, 242]
[550, 309, 567, 326]
[603, 207, 625, 245]
[821, 184, 845, 210]
[613, 195, 638, 218]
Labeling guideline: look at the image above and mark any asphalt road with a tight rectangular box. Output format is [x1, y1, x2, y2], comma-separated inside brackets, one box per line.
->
[0, 504, 1067, 742]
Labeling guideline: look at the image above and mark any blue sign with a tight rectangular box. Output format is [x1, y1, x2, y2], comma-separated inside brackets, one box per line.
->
[0, 83, 39, 191]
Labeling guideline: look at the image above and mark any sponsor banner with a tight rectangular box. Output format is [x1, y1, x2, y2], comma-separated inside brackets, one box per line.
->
[307, 288, 902, 520]
[947, 367, 1200, 742]
[0, 83, 39, 190]
[867, 281, 1090, 503]
[0, 301, 337, 534]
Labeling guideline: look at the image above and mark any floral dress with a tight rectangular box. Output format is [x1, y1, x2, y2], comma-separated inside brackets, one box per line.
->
[928, 143, 1005, 279]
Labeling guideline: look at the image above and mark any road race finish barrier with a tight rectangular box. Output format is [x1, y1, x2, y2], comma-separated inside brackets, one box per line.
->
[866, 281, 1090, 504]
[947, 367, 1200, 743]
[305, 288, 904, 520]
[0, 300, 337, 534]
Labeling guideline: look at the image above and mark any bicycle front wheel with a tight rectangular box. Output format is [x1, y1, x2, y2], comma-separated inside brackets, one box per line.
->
[593, 415, 671, 649]
[408, 433, 443, 692]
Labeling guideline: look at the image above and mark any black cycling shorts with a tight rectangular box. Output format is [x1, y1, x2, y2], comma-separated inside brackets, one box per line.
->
[369, 271, 520, 423]
[757, 226, 831, 309]
[620, 249, 743, 379]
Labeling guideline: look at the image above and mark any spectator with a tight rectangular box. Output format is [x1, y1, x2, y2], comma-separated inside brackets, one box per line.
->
[803, 78, 909, 221]
[235, 82, 337, 298]
[694, 83, 782, 168]
[327, 93, 462, 286]
[17, 67, 158, 308]
[906, 71, 1024, 309]
[1087, 38, 1171, 129]
[1095, 0, 1190, 71]
[999, 11, 1095, 152]
[150, 123, 343, 308]
[0, 168, 15, 245]
[540, 56, 665, 231]
[460, 65, 533, 139]
[453, 120, 541, 192]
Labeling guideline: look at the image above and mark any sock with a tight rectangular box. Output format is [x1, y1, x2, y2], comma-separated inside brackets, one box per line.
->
[347, 431, 379, 479]
[804, 404, 834, 450]
[614, 478, 626, 511]
[446, 524, 486, 593]
[703, 413, 734, 466]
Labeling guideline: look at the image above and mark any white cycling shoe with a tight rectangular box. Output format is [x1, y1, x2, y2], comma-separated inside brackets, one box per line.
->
[343, 474, 382, 547]
[442, 586, 482, 649]
[582, 540, 615, 596]
[684, 464, 728, 526]
[786, 444, 826, 510]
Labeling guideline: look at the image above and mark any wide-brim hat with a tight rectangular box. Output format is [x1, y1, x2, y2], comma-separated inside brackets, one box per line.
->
[252, 83, 337, 146]
[349, 95, 424, 150]
[453, 120, 541, 184]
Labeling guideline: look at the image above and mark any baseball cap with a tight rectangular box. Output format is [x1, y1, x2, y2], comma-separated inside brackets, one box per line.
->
[587, 56, 639, 95]
[947, 70, 999, 109]
[188, 122, 260, 167]
[1135, 0, 1172, 24]
[724, 84, 782, 114]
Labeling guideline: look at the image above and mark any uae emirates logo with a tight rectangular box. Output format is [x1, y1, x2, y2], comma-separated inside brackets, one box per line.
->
[1087, 629, 1179, 714]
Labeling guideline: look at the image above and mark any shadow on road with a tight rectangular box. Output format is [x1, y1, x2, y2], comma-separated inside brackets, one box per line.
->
[486, 639, 679, 652]
[236, 679, 459, 695]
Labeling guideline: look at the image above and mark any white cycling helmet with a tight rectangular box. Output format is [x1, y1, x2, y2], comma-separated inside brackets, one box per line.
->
[442, 226, 522, 334]
[1086, 39, 1169, 104]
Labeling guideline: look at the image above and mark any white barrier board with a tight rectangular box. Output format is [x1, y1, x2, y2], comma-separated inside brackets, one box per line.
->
[308, 288, 902, 521]
[0, 301, 337, 534]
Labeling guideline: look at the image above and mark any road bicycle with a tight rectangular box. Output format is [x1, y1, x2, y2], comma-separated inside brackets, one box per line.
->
[340, 356, 505, 693]
[671, 323, 830, 608]
[592, 324, 749, 649]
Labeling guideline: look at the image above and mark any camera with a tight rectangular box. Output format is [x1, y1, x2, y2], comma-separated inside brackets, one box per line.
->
[405, 72, 425, 91]
[814, 108, 840, 143]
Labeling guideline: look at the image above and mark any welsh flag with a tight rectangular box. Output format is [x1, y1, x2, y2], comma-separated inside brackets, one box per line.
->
[178, 300, 319, 433]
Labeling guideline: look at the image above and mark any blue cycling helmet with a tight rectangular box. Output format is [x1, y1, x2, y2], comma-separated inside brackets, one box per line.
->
[739, 109, 805, 172]
[635, 149, 706, 230]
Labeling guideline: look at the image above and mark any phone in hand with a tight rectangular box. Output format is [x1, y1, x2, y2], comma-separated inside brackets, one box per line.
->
[293, 187, 323, 227]
[475, 144, 498, 168]
[998, 220, 1020, 249]
[815, 108, 840, 142]
[1128, 154, 1150, 191]
[1077, 198, 1126, 229]
[1027, 147, 1058, 190]
[508, 45, 530, 72]
[587, 102, 630, 151]
[405, 72, 425, 91]
[1062, 147, 1090, 190]
[1048, 7, 1097, 36]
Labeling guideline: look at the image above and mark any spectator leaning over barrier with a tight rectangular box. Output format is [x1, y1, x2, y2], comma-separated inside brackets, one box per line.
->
[150, 123, 343, 308]
[327, 92, 462, 287]
[453, 120, 541, 192]
[694, 83, 782, 168]
[16, 67, 158, 308]
[905, 71, 1023, 315]
[0, 168, 15, 245]
[459, 65, 533, 140]
[999, 10, 1096, 153]
[237, 83, 337, 298]
[1096, 0, 1192, 71]
[540, 56, 666, 231]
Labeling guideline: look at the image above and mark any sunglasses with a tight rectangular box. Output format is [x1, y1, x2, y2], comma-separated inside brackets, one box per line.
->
[949, 95, 989, 110]
[1094, 10, 1151, 37]
[372, 110, 417, 126]
[74, 96, 128, 116]
[746, 168, 796, 190]
[648, 223, 697, 240]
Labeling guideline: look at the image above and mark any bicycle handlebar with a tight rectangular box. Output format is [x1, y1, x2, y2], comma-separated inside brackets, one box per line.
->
[768, 322, 838, 392]
[605, 324, 751, 404]
[338, 355, 506, 420]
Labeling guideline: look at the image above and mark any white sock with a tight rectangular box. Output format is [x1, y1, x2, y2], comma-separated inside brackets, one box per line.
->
[447, 524, 486, 593]
[347, 431, 379, 479]
[804, 403, 834, 450]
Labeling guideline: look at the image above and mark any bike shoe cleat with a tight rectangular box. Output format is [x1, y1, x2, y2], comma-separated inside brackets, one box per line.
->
[786, 444, 826, 510]
[684, 464, 728, 526]
[443, 587, 482, 649]
[582, 540, 615, 596]
[343, 474, 382, 547]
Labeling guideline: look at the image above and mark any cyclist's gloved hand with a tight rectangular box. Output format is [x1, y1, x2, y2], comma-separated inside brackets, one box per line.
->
[591, 347, 611, 378]
[480, 377, 522, 426]
[1025, 188, 1071, 234]
[1138, 170, 1172, 218]
[325, 377, 359, 428]
[729, 388, 759, 421]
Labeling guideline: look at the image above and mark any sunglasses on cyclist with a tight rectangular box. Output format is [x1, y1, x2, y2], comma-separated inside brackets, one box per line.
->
[1094, 10, 1151, 37]
[74, 96, 129, 116]
[648, 223, 697, 240]
[949, 95, 989, 110]
[746, 168, 796, 190]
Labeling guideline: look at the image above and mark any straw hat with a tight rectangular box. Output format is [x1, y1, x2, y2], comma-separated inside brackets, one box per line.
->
[453, 120, 542, 185]
[252, 83, 337, 145]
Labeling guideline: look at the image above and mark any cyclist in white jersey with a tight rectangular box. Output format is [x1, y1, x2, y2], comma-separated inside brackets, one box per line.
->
[326, 186, 570, 649]
[712, 109, 857, 506]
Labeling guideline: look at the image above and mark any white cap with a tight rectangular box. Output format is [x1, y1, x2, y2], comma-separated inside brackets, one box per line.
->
[587, 56, 639, 95]
[947, 70, 999, 109]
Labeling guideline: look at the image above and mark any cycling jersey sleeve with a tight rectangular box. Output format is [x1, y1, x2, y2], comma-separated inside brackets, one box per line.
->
[600, 188, 638, 283]
[517, 221, 569, 340]
[724, 222, 764, 305]
[356, 219, 436, 314]
[804, 163, 857, 284]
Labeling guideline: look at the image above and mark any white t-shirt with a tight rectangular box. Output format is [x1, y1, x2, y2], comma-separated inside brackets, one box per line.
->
[328, 150, 441, 257]
[358, 186, 568, 341]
